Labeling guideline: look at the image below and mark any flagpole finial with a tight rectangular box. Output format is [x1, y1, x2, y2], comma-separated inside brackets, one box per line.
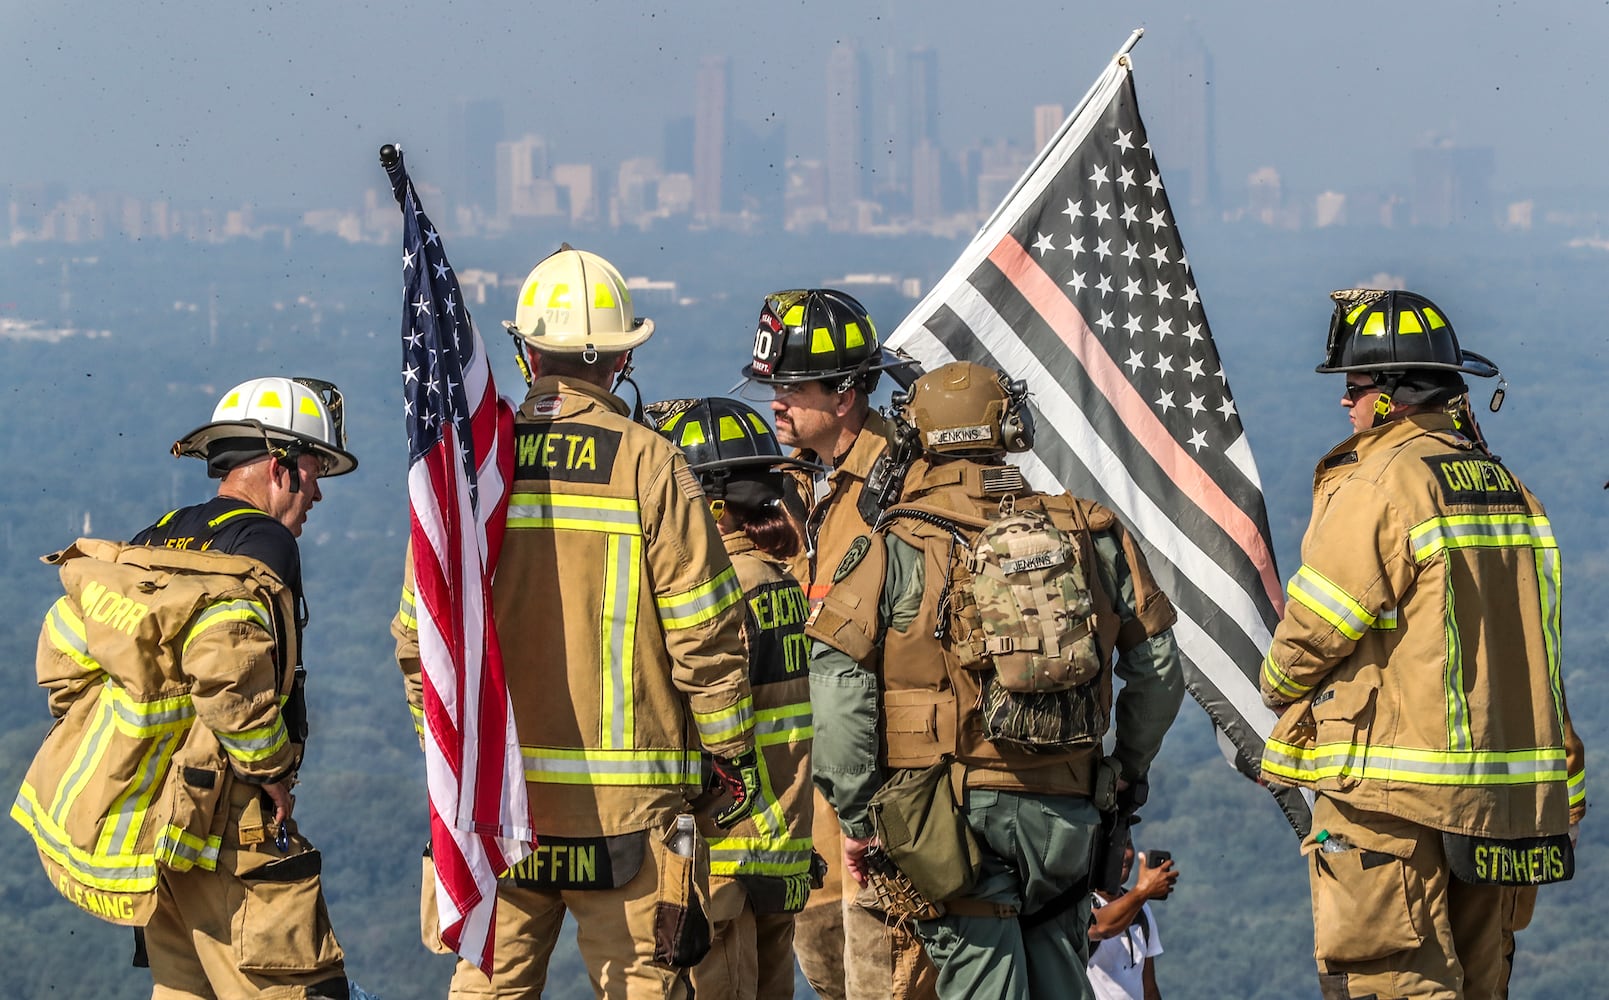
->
[379, 144, 401, 169]
[1116, 28, 1144, 63]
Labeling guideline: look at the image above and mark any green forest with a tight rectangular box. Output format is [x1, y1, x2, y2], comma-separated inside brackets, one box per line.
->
[0, 221, 1602, 998]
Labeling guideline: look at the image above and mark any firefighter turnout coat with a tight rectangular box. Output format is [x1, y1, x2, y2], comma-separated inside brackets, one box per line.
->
[13, 536, 300, 925]
[784, 411, 892, 607]
[707, 532, 815, 912]
[1260, 412, 1579, 840]
[394, 375, 755, 840]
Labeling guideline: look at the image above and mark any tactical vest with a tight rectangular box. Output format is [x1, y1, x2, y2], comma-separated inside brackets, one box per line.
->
[874, 464, 1122, 791]
[12, 538, 297, 926]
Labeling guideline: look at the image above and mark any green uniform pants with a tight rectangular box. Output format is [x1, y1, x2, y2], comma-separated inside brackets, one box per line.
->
[912, 788, 1099, 1000]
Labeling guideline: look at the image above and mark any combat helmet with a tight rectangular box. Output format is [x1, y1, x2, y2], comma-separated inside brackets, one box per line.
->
[648, 397, 822, 511]
[898, 361, 1035, 460]
[173, 376, 358, 481]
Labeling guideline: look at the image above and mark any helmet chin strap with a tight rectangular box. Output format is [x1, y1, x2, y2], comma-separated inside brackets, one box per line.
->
[1371, 373, 1404, 429]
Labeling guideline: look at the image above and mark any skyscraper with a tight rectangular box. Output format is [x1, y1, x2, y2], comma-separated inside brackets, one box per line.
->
[694, 56, 730, 219]
[1033, 104, 1065, 152]
[1143, 25, 1218, 215]
[449, 99, 505, 219]
[906, 48, 939, 200]
[826, 42, 869, 223]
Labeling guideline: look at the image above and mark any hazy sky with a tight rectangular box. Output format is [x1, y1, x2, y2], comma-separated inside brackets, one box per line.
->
[5, 1, 1609, 210]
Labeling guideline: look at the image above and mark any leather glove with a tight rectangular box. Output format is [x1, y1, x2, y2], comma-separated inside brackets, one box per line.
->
[710, 750, 762, 829]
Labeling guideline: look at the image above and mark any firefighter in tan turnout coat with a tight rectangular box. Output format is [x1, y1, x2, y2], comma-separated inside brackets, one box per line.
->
[740, 287, 936, 1000]
[13, 376, 358, 999]
[1261, 289, 1585, 1000]
[394, 247, 760, 999]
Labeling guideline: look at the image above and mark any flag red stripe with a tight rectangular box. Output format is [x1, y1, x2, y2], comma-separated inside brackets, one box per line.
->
[987, 234, 1284, 610]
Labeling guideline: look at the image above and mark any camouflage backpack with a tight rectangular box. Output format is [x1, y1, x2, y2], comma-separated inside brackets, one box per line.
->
[963, 498, 1106, 751]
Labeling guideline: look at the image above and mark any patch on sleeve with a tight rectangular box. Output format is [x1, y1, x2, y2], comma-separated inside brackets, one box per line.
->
[833, 536, 872, 583]
[674, 463, 706, 501]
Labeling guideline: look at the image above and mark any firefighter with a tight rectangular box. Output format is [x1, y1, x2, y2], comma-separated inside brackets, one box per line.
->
[14, 376, 357, 998]
[805, 361, 1185, 1000]
[650, 396, 821, 1000]
[1260, 289, 1583, 1000]
[739, 288, 933, 1000]
[393, 247, 759, 999]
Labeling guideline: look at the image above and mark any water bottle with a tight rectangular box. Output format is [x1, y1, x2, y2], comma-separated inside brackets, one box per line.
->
[1316, 829, 1351, 854]
[670, 813, 697, 859]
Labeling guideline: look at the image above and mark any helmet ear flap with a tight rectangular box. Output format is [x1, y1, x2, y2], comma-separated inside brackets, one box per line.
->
[998, 376, 1034, 453]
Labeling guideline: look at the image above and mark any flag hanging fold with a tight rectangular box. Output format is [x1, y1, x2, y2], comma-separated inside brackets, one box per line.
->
[885, 41, 1311, 836]
[382, 146, 532, 971]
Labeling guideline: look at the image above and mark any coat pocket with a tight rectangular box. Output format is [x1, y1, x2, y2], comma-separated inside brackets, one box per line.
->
[652, 817, 711, 968]
[1311, 680, 1379, 793]
[233, 847, 345, 974]
[1309, 842, 1423, 963]
[153, 756, 227, 872]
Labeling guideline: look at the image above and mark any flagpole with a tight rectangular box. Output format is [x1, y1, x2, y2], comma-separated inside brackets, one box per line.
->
[978, 28, 1145, 235]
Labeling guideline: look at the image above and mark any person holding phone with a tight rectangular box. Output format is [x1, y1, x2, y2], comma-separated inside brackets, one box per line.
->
[1087, 822, 1178, 1000]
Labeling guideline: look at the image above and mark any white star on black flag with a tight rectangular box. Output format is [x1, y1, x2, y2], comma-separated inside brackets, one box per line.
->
[887, 43, 1309, 836]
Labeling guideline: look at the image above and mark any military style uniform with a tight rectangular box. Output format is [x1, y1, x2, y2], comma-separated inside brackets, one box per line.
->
[779, 411, 937, 1000]
[395, 375, 755, 999]
[690, 532, 815, 1000]
[1261, 413, 1580, 1000]
[14, 498, 346, 999]
[807, 458, 1184, 1000]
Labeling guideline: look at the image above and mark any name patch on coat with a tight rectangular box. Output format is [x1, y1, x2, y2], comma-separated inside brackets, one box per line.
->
[1442, 831, 1573, 886]
[500, 831, 646, 890]
[1423, 454, 1522, 506]
[515, 423, 621, 483]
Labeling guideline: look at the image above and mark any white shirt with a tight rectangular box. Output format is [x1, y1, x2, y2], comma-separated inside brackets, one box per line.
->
[1087, 896, 1163, 1000]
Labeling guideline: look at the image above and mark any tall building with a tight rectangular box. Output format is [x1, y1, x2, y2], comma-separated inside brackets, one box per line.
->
[694, 56, 730, 219]
[1143, 26, 1218, 214]
[496, 135, 553, 218]
[825, 42, 869, 223]
[1412, 142, 1495, 228]
[449, 99, 505, 219]
[1033, 104, 1065, 152]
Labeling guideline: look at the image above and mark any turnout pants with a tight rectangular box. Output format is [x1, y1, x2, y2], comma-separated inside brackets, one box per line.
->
[793, 790, 848, 1000]
[448, 816, 700, 1000]
[691, 877, 796, 1000]
[912, 789, 1099, 1000]
[146, 782, 346, 1000]
[1308, 797, 1514, 1000]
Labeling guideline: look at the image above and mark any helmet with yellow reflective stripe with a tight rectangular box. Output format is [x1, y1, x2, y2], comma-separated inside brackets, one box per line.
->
[646, 397, 822, 507]
[173, 376, 358, 479]
[504, 245, 654, 355]
[741, 288, 894, 392]
[1318, 289, 1497, 378]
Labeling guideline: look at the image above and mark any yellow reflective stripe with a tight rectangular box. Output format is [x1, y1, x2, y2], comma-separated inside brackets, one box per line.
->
[207, 506, 270, 529]
[1261, 650, 1311, 701]
[1444, 569, 1472, 752]
[1373, 608, 1398, 631]
[706, 836, 813, 876]
[600, 533, 643, 750]
[182, 598, 271, 655]
[398, 587, 418, 631]
[215, 718, 289, 764]
[1263, 739, 1567, 786]
[154, 824, 223, 872]
[410, 702, 425, 735]
[45, 598, 101, 672]
[1535, 545, 1565, 738]
[507, 493, 642, 534]
[51, 694, 118, 828]
[156, 509, 179, 528]
[11, 784, 162, 892]
[95, 730, 180, 859]
[657, 566, 742, 630]
[522, 746, 702, 786]
[755, 703, 813, 747]
[1409, 513, 1556, 562]
[1568, 768, 1586, 809]
[103, 682, 196, 738]
[810, 328, 834, 354]
[1287, 565, 1373, 641]
[694, 695, 756, 746]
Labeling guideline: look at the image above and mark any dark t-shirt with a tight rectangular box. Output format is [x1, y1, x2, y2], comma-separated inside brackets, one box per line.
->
[131, 495, 302, 601]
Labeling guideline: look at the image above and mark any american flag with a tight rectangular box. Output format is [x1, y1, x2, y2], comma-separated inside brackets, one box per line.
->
[886, 42, 1310, 835]
[383, 146, 533, 970]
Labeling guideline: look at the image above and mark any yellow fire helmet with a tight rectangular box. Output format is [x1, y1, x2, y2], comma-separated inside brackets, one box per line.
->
[173, 376, 358, 478]
[503, 245, 654, 355]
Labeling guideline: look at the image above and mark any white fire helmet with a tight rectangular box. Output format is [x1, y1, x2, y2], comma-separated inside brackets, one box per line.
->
[173, 376, 358, 478]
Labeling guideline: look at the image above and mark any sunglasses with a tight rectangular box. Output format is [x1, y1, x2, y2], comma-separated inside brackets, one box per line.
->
[1343, 382, 1381, 402]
